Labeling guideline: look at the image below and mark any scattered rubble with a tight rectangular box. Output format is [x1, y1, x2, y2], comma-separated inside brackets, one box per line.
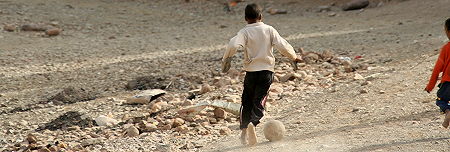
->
[36, 111, 95, 131]
[45, 87, 97, 105]
[125, 89, 166, 105]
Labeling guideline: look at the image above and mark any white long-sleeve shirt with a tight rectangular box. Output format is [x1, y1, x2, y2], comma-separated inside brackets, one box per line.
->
[222, 22, 297, 72]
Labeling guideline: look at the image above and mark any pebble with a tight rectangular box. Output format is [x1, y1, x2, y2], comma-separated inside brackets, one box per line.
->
[38, 147, 51, 152]
[354, 73, 364, 80]
[199, 84, 212, 94]
[26, 134, 38, 144]
[213, 108, 227, 119]
[219, 127, 232, 135]
[81, 138, 105, 147]
[95, 115, 119, 126]
[125, 126, 140, 137]
[172, 118, 185, 127]
[3, 24, 16, 32]
[45, 28, 62, 36]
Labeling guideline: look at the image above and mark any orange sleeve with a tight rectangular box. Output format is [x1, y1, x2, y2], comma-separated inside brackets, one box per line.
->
[425, 46, 447, 92]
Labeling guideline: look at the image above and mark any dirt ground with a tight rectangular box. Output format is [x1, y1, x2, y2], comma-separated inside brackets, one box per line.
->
[1, 0, 450, 151]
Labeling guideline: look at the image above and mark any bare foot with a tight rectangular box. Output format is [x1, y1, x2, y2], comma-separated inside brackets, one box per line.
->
[443, 110, 450, 128]
[240, 128, 247, 145]
[247, 123, 257, 146]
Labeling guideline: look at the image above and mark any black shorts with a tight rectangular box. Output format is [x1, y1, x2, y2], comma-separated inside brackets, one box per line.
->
[436, 82, 450, 113]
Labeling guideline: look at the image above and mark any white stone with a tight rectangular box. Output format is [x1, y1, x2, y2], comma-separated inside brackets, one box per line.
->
[95, 115, 119, 126]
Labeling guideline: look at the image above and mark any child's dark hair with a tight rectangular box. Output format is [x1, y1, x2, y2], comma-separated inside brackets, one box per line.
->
[446, 18, 450, 31]
[245, 3, 262, 20]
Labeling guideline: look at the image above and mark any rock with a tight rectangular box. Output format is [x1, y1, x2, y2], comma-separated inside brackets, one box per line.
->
[150, 101, 168, 113]
[67, 126, 81, 131]
[344, 66, 354, 73]
[269, 86, 283, 94]
[322, 62, 334, 69]
[95, 115, 119, 126]
[213, 77, 233, 87]
[182, 100, 193, 106]
[317, 6, 331, 12]
[358, 63, 369, 70]
[141, 123, 158, 132]
[328, 12, 337, 17]
[160, 124, 172, 130]
[268, 8, 287, 15]
[198, 128, 210, 135]
[303, 53, 320, 64]
[89, 132, 100, 138]
[81, 138, 105, 147]
[26, 134, 38, 144]
[125, 126, 139, 137]
[126, 89, 166, 104]
[175, 125, 189, 133]
[280, 73, 295, 82]
[3, 24, 16, 32]
[219, 127, 232, 135]
[224, 95, 240, 103]
[354, 73, 364, 80]
[45, 28, 61, 36]
[57, 142, 68, 149]
[199, 84, 212, 94]
[21, 24, 52, 31]
[361, 81, 371, 86]
[38, 147, 51, 152]
[342, 60, 352, 66]
[342, 0, 369, 11]
[48, 146, 59, 152]
[213, 108, 227, 119]
[172, 118, 185, 127]
[360, 89, 368, 94]
[209, 117, 218, 124]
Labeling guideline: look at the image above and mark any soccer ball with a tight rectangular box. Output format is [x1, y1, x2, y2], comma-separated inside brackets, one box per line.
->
[263, 120, 285, 142]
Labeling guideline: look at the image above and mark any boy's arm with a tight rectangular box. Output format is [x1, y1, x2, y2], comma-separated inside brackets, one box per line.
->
[222, 31, 246, 73]
[270, 27, 298, 61]
[425, 47, 446, 92]
[223, 31, 246, 61]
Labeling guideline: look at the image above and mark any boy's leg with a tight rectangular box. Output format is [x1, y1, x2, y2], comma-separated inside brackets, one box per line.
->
[444, 109, 450, 128]
[435, 100, 450, 128]
[247, 123, 257, 146]
[249, 71, 273, 127]
[247, 71, 273, 146]
[240, 72, 256, 144]
[240, 128, 247, 145]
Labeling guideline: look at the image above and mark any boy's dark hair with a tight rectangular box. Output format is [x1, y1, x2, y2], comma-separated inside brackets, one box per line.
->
[245, 3, 262, 20]
[446, 18, 450, 31]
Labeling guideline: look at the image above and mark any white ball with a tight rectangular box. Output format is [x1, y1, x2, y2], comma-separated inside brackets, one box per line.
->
[263, 120, 285, 142]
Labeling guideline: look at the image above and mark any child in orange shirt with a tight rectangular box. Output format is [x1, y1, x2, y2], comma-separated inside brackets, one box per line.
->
[425, 18, 450, 128]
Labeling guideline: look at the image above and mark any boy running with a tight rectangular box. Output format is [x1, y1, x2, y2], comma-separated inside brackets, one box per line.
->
[425, 18, 450, 128]
[222, 3, 302, 146]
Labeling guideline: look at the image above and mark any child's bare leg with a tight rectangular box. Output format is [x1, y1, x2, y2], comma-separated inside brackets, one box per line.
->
[443, 109, 450, 128]
[247, 123, 257, 146]
[240, 128, 247, 145]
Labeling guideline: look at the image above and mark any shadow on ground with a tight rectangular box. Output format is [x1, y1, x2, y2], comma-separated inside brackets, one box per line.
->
[209, 110, 440, 152]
